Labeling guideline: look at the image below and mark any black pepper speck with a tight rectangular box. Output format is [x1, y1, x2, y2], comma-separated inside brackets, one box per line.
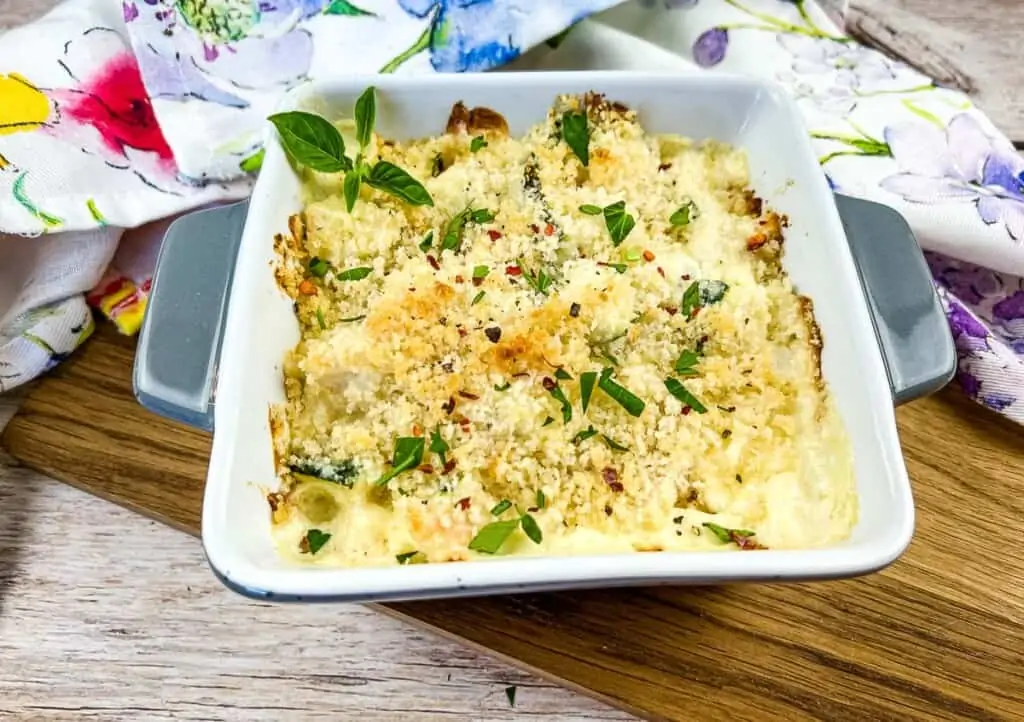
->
[484, 326, 502, 343]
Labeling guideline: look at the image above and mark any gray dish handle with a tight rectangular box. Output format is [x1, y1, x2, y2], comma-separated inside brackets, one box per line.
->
[132, 194, 955, 430]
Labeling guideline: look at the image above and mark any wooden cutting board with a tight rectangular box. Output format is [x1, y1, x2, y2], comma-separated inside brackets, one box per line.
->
[4, 322, 1024, 721]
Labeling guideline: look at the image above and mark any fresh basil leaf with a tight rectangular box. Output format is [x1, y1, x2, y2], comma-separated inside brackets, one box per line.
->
[698, 279, 729, 305]
[572, 425, 598, 445]
[343, 171, 361, 212]
[366, 161, 433, 206]
[597, 367, 645, 417]
[664, 377, 708, 413]
[521, 264, 553, 295]
[601, 434, 630, 452]
[315, 309, 327, 330]
[354, 86, 376, 150]
[681, 281, 701, 317]
[548, 383, 572, 424]
[579, 204, 602, 216]
[579, 371, 597, 413]
[324, 0, 375, 16]
[520, 513, 543, 544]
[308, 256, 329, 277]
[268, 111, 351, 173]
[675, 349, 701, 376]
[561, 110, 589, 166]
[670, 199, 699, 227]
[429, 427, 449, 465]
[554, 368, 573, 381]
[374, 436, 425, 486]
[440, 209, 471, 254]
[419, 231, 434, 252]
[535, 489, 546, 509]
[603, 201, 635, 247]
[702, 522, 756, 545]
[336, 266, 372, 281]
[490, 499, 512, 516]
[468, 519, 520, 554]
[470, 135, 487, 152]
[303, 528, 331, 555]
[471, 290, 486, 306]
[470, 208, 495, 224]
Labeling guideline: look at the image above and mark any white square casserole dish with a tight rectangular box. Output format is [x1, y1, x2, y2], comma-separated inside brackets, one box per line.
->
[134, 72, 955, 603]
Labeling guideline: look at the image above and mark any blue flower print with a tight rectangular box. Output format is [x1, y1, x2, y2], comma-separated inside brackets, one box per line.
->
[383, 0, 611, 73]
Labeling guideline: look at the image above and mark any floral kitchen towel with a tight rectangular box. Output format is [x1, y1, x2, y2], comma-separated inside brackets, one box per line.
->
[0, 0, 1022, 424]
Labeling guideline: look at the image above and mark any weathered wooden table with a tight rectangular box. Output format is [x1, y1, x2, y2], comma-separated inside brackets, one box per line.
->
[2, 1, 1021, 720]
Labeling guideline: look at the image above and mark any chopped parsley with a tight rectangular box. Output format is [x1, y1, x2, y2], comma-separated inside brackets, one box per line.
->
[308, 256, 329, 277]
[664, 377, 707, 413]
[681, 282, 701, 317]
[468, 519, 520, 554]
[429, 427, 449, 465]
[572, 425, 598, 445]
[374, 436, 425, 486]
[675, 349, 701, 376]
[431, 153, 444, 177]
[554, 368, 573, 381]
[419, 231, 434, 252]
[597, 367, 645, 417]
[289, 458, 358, 487]
[395, 551, 422, 564]
[535, 489, 546, 509]
[315, 308, 327, 330]
[471, 290, 486, 306]
[440, 209, 471, 254]
[520, 513, 543, 544]
[335, 266, 373, 281]
[494, 381, 511, 391]
[520, 263, 554, 295]
[603, 201, 636, 246]
[579, 204, 602, 215]
[542, 416, 555, 427]
[579, 371, 598, 413]
[669, 199, 700, 226]
[546, 381, 573, 424]
[561, 110, 589, 166]
[490, 499, 513, 516]
[597, 261, 628, 274]
[601, 434, 630, 452]
[302, 529, 331, 555]
[472, 265, 490, 282]
[471, 208, 496, 223]
[470, 135, 488, 152]
[703, 522, 756, 545]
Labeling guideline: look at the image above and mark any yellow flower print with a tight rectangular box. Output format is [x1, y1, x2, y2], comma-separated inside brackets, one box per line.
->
[0, 73, 52, 135]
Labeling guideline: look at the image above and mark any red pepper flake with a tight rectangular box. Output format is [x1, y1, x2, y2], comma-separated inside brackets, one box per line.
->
[544, 223, 555, 236]
[412, 423, 423, 436]
[658, 162, 672, 172]
[681, 406, 692, 416]
[529, 223, 540, 234]
[472, 276, 484, 287]
[734, 534, 765, 551]
[455, 414, 471, 427]
[417, 464, 435, 474]
[700, 335, 709, 345]
[455, 497, 471, 511]
[541, 376, 556, 391]
[442, 396, 456, 415]
[266, 493, 283, 512]
[443, 459, 457, 474]
[297, 279, 317, 296]
[458, 390, 480, 400]
[747, 232, 769, 251]
[642, 249, 655, 262]
[512, 372, 530, 379]
[426, 254, 440, 271]
[602, 467, 624, 492]
[681, 273, 691, 280]
[487, 229, 502, 241]
[505, 265, 522, 276]
[455, 274, 464, 283]
[656, 266, 666, 279]
[457, 327, 468, 338]
[690, 307, 701, 319]
[664, 307, 678, 316]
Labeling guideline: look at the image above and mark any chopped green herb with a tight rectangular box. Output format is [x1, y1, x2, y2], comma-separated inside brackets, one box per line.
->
[365, 160, 433, 206]
[599, 262, 628, 274]
[624, 247, 642, 262]
[289, 458, 358, 487]
[468, 519, 520, 554]
[597, 367, 646, 417]
[547, 383, 573, 424]
[669, 199, 699, 227]
[490, 499, 513, 516]
[664, 377, 708, 413]
[431, 153, 445, 177]
[521, 264, 554, 295]
[554, 368, 573, 381]
[603, 201, 635, 246]
[315, 309, 327, 330]
[470, 135, 488, 152]
[601, 434, 630, 452]
[471, 290, 486, 306]
[308, 256, 329, 277]
[572, 425, 598, 445]
[542, 416, 555, 427]
[535, 489, 546, 509]
[681, 281, 701, 317]
[471, 208, 496, 224]
[579, 204, 603, 215]
[703, 522, 756, 545]
[374, 436, 426, 486]
[343, 169, 361, 212]
[340, 314, 366, 323]
[579, 371, 598, 413]
[419, 231, 434, 252]
[395, 550, 421, 565]
[353, 86, 376, 150]
[472, 265, 490, 281]
[699, 279, 729, 305]
[675, 349, 701, 376]
[494, 381, 511, 391]
[520, 513, 543, 545]
[429, 427, 449, 465]
[505, 686, 518, 707]
[268, 111, 352, 173]
[303, 528, 331, 555]
[561, 110, 589, 166]
[440, 208, 471, 254]
[336, 266, 372, 281]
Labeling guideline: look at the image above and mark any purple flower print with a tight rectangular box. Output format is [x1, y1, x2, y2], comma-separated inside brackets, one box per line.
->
[947, 299, 990, 340]
[881, 113, 1024, 241]
[982, 392, 1016, 412]
[993, 290, 1024, 322]
[926, 251, 1004, 305]
[693, 27, 729, 67]
[776, 35, 918, 91]
[959, 370, 981, 397]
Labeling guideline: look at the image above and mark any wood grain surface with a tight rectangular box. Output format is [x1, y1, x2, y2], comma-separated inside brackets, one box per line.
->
[6, 320, 1024, 722]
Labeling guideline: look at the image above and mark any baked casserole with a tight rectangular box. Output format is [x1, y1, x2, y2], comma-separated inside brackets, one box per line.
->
[266, 90, 858, 566]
